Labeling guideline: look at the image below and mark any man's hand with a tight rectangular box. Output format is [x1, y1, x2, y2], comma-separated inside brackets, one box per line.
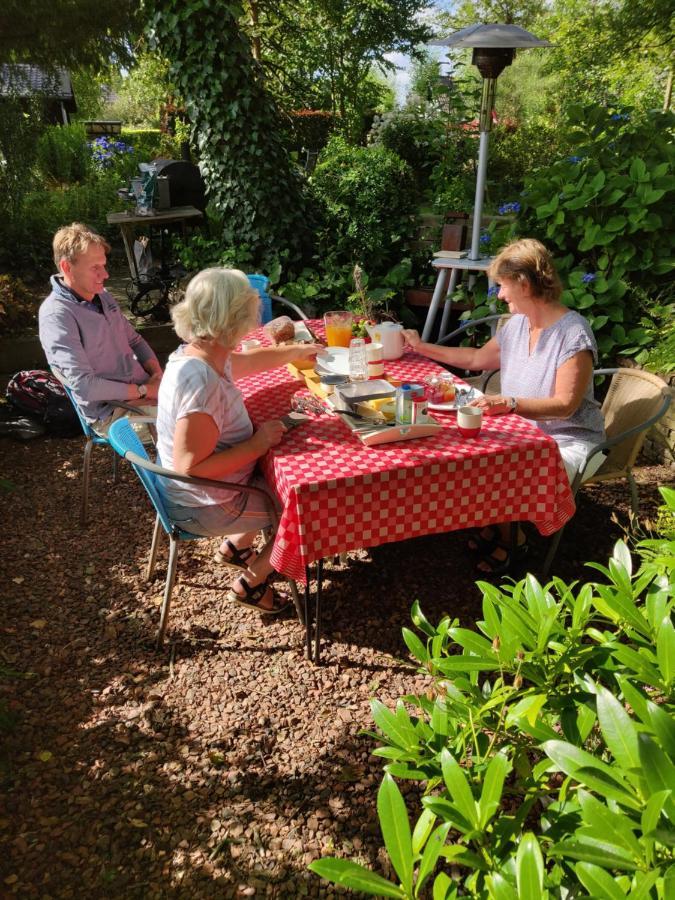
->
[252, 419, 287, 453]
[402, 329, 422, 351]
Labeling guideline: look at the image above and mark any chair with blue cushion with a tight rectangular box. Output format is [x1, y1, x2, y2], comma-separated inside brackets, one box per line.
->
[52, 367, 154, 527]
[108, 417, 301, 647]
[246, 274, 308, 323]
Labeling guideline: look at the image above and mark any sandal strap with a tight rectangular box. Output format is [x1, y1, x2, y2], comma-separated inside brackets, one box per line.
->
[224, 539, 255, 566]
[234, 574, 269, 603]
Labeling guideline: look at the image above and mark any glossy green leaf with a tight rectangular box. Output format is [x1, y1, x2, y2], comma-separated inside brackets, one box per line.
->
[411, 600, 436, 638]
[308, 859, 405, 897]
[656, 616, 675, 686]
[401, 627, 428, 664]
[432, 871, 456, 900]
[440, 749, 478, 829]
[447, 627, 495, 657]
[575, 861, 626, 899]
[411, 808, 436, 855]
[516, 832, 544, 900]
[646, 701, 675, 756]
[371, 699, 419, 749]
[639, 734, 675, 803]
[641, 790, 670, 837]
[377, 773, 413, 896]
[550, 836, 636, 870]
[596, 685, 640, 769]
[416, 821, 452, 893]
[478, 752, 510, 828]
[486, 872, 518, 900]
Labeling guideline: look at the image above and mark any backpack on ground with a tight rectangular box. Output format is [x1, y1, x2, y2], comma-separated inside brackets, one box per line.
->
[5, 370, 80, 437]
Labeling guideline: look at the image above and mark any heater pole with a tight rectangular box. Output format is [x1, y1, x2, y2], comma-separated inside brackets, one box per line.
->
[468, 77, 496, 261]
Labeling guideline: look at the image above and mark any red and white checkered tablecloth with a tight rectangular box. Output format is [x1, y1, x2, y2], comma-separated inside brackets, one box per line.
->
[238, 322, 575, 583]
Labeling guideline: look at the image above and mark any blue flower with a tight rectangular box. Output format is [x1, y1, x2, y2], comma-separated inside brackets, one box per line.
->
[487, 285, 498, 298]
[610, 113, 630, 121]
[498, 201, 521, 215]
[568, 155, 583, 163]
[480, 232, 492, 245]
[582, 272, 596, 283]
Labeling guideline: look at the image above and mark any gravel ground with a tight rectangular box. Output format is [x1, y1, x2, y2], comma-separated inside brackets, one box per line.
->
[0, 434, 670, 898]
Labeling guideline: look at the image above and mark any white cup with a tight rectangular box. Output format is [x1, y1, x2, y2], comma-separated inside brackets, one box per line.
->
[457, 405, 482, 438]
[240, 339, 261, 352]
[366, 341, 384, 377]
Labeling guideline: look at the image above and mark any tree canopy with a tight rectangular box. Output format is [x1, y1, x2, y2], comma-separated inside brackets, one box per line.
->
[0, 0, 137, 70]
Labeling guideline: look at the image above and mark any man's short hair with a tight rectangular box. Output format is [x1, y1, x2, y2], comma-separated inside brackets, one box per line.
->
[53, 223, 111, 268]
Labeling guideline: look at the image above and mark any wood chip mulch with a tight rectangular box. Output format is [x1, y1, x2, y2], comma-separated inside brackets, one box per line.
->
[0, 435, 669, 898]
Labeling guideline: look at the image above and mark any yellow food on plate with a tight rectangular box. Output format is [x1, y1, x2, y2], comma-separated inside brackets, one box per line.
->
[357, 398, 397, 421]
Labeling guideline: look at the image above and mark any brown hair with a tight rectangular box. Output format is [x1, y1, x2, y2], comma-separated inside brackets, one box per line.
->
[53, 223, 111, 268]
[488, 238, 562, 303]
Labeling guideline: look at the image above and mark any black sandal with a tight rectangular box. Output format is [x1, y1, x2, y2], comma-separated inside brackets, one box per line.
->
[467, 525, 500, 554]
[227, 576, 291, 616]
[214, 539, 257, 571]
[476, 539, 529, 576]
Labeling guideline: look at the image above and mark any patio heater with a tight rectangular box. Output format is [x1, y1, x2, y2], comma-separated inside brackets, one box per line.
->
[430, 24, 550, 260]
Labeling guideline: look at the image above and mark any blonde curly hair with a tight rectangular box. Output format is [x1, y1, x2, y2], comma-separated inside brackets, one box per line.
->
[171, 268, 260, 348]
[488, 238, 562, 303]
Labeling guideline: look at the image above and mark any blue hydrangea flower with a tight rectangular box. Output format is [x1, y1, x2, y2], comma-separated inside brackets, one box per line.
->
[581, 272, 596, 284]
[480, 232, 492, 245]
[610, 113, 630, 121]
[498, 201, 521, 215]
[487, 285, 498, 298]
[568, 155, 583, 163]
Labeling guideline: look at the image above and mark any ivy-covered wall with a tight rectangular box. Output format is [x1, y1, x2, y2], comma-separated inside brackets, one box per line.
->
[147, 0, 317, 272]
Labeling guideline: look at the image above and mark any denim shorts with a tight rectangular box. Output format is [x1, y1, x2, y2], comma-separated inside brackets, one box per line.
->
[163, 474, 279, 537]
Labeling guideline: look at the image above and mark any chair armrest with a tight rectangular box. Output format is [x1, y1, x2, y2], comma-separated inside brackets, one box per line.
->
[437, 314, 505, 346]
[270, 293, 308, 321]
[124, 450, 279, 527]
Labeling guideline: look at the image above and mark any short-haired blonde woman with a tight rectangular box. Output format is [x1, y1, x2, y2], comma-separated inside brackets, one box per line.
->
[156, 268, 321, 613]
[402, 238, 605, 574]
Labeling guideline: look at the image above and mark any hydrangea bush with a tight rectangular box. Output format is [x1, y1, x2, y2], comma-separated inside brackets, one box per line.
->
[89, 136, 135, 169]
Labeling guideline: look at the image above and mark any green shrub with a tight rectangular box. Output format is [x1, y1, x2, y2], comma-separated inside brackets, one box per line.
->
[488, 117, 568, 200]
[2, 172, 125, 273]
[288, 110, 334, 152]
[0, 275, 40, 337]
[120, 128, 181, 161]
[515, 104, 675, 364]
[311, 136, 418, 276]
[36, 123, 91, 184]
[310, 486, 675, 898]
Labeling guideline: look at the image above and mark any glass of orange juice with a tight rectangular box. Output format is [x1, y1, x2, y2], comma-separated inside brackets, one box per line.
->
[324, 310, 353, 347]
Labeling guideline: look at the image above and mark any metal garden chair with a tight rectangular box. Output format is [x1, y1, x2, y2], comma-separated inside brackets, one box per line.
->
[52, 366, 155, 526]
[541, 367, 671, 576]
[437, 313, 511, 393]
[107, 416, 302, 647]
[247, 274, 308, 323]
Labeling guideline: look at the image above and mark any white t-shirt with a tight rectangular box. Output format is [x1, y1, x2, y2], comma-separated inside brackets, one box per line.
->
[496, 311, 605, 445]
[156, 347, 255, 507]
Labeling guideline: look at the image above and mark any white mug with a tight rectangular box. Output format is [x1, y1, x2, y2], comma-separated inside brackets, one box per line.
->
[371, 322, 404, 360]
[457, 405, 482, 438]
[240, 339, 261, 352]
[366, 341, 384, 377]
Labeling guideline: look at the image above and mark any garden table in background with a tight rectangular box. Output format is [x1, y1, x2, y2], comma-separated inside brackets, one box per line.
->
[238, 321, 575, 662]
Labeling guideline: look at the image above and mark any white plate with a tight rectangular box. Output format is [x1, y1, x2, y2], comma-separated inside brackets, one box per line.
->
[427, 385, 483, 411]
[315, 346, 350, 376]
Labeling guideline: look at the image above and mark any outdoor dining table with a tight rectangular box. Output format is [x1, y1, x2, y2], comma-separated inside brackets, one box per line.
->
[237, 320, 576, 662]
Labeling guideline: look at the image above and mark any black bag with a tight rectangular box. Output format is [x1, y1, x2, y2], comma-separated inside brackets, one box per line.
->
[6, 370, 81, 437]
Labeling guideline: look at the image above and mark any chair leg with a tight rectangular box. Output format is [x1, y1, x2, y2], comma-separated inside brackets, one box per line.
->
[628, 471, 640, 517]
[541, 525, 566, 580]
[147, 515, 163, 581]
[81, 437, 94, 526]
[157, 536, 179, 648]
[288, 578, 305, 626]
[112, 448, 119, 484]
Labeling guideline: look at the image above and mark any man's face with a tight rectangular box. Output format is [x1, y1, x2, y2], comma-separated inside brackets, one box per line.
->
[60, 243, 109, 301]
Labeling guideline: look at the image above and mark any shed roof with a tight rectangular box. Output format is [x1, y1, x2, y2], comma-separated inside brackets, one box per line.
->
[0, 64, 76, 111]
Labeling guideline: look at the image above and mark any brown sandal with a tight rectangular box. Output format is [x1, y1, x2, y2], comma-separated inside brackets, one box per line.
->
[214, 539, 257, 571]
[227, 576, 291, 616]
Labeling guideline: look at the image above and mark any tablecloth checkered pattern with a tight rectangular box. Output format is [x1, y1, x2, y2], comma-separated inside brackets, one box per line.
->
[239, 322, 575, 583]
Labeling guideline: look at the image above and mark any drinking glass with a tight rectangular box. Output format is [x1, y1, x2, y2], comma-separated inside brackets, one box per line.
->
[324, 311, 353, 347]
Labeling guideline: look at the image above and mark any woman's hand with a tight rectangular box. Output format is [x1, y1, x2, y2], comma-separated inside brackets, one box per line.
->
[253, 419, 287, 452]
[402, 329, 422, 351]
[472, 395, 510, 416]
[290, 342, 324, 359]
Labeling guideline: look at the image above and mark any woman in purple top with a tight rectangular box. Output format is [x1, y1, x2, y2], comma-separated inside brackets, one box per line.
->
[403, 238, 605, 574]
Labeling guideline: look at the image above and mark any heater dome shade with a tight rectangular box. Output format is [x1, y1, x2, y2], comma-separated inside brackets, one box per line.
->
[429, 23, 551, 50]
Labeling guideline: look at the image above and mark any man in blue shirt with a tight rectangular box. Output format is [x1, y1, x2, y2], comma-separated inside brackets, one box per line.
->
[39, 222, 163, 434]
